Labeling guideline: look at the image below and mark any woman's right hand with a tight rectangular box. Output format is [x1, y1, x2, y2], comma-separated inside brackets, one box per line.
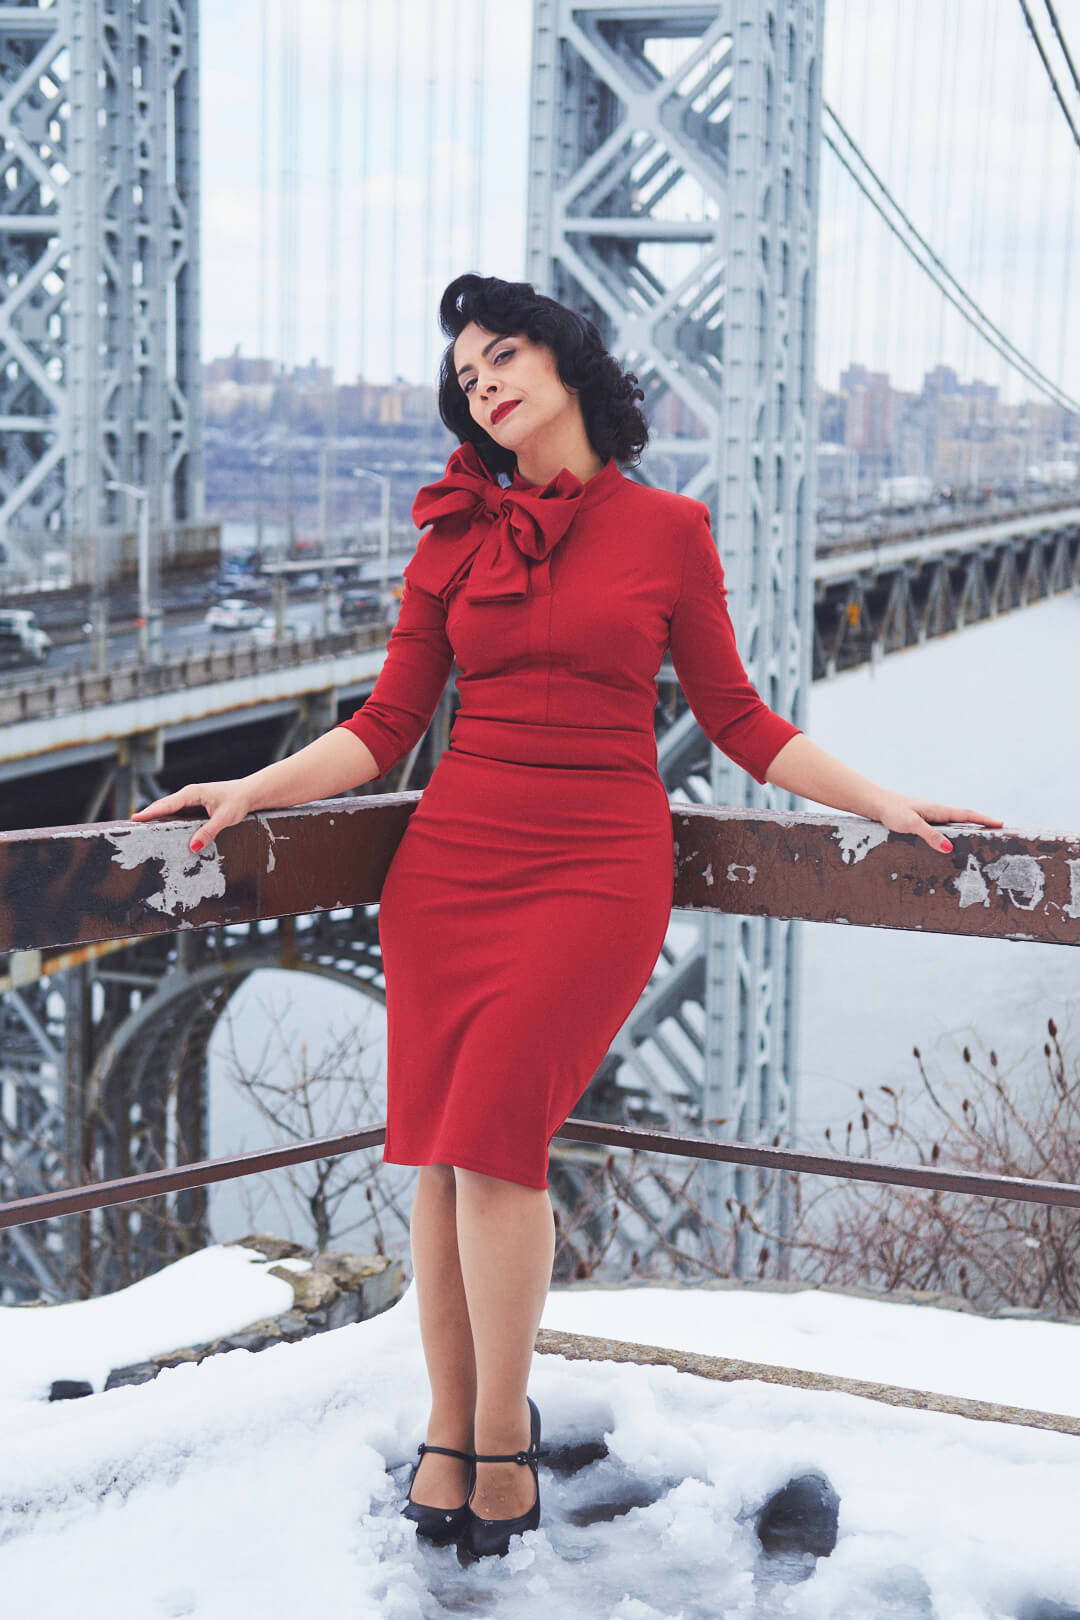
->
[131, 779, 254, 852]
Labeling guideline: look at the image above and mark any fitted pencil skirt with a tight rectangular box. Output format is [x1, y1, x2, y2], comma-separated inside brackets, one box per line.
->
[376, 718, 675, 1188]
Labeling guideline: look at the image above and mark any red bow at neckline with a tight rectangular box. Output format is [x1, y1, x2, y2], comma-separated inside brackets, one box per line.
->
[406, 442, 620, 605]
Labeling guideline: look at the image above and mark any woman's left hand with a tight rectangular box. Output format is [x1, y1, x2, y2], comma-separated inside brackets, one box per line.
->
[873, 792, 1004, 854]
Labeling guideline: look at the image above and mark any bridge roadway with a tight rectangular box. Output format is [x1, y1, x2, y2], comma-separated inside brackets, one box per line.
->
[814, 500, 1080, 579]
[0, 503, 1077, 823]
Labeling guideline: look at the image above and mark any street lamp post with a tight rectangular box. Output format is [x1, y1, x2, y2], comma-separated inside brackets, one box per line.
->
[107, 480, 158, 665]
[351, 466, 391, 619]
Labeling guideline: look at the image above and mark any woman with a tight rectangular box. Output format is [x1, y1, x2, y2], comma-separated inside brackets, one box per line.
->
[133, 273, 1001, 1559]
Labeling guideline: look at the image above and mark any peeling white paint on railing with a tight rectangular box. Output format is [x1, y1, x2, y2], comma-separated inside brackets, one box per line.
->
[1066, 860, 1080, 921]
[954, 855, 991, 908]
[257, 815, 286, 874]
[726, 863, 757, 884]
[832, 821, 891, 865]
[982, 854, 1047, 912]
[101, 823, 226, 919]
[951, 852, 1048, 912]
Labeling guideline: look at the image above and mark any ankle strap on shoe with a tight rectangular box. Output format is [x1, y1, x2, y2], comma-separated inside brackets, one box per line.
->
[416, 1442, 474, 1463]
[472, 1446, 538, 1466]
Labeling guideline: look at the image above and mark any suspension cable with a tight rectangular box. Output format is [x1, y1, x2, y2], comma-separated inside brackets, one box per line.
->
[1043, 0, 1080, 98]
[1017, 0, 1080, 153]
[823, 103, 1080, 413]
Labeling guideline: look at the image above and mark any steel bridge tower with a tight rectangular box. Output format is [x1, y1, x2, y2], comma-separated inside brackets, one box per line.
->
[527, 1, 822, 1270]
[0, 1, 202, 596]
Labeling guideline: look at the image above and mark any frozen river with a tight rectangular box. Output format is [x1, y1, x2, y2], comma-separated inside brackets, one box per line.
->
[207, 591, 1080, 1245]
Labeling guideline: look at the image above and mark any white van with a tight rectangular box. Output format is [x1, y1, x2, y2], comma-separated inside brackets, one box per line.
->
[0, 609, 52, 668]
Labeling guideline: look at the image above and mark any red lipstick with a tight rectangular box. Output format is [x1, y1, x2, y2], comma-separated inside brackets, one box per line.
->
[490, 399, 521, 427]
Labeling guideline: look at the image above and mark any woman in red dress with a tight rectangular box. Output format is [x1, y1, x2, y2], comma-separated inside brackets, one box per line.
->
[133, 274, 1000, 1559]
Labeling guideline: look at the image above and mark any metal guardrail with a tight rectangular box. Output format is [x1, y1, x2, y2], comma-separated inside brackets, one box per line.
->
[0, 624, 388, 725]
[2, 800, 1076, 954]
[0, 800, 1077, 1232]
[2, 1115, 1078, 1233]
[816, 492, 1080, 553]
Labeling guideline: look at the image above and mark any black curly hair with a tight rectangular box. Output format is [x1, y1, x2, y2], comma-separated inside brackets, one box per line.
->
[436, 273, 648, 479]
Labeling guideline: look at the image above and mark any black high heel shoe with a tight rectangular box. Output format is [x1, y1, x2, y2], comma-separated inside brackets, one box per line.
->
[465, 1396, 542, 1559]
[401, 1443, 476, 1546]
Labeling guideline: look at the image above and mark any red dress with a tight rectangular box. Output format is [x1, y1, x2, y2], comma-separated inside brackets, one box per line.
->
[338, 444, 800, 1189]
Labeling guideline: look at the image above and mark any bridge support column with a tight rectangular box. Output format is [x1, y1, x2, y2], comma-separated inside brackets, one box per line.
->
[0, 3, 202, 585]
[112, 729, 165, 819]
[528, 0, 822, 1273]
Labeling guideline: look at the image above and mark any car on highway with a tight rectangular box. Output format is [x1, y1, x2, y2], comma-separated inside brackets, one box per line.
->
[0, 609, 52, 668]
[204, 597, 263, 632]
[341, 587, 383, 623]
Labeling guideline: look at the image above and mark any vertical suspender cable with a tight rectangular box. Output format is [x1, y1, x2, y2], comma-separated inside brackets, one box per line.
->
[879, 3, 901, 389]
[960, 0, 992, 482]
[936, 4, 963, 368]
[925, 4, 949, 401]
[448, 2, 462, 277]
[1057, 104, 1077, 397]
[278, 2, 300, 547]
[970, 1, 998, 490]
[1031, 38, 1056, 458]
[849, 2, 870, 386]
[897, 0, 917, 398]
[1002, 0, 1030, 437]
[388, 3, 403, 385]
[823, 0, 849, 400]
[357, 0, 373, 391]
[471, 0, 487, 269]
[422, 0, 439, 473]
[324, 0, 343, 549]
[256, 0, 273, 562]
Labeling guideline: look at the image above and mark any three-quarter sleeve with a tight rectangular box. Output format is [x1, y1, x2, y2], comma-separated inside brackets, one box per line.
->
[668, 507, 801, 784]
[337, 576, 455, 779]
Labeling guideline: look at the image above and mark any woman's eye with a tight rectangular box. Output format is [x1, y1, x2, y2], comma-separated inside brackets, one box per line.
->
[463, 377, 475, 393]
[494, 348, 514, 364]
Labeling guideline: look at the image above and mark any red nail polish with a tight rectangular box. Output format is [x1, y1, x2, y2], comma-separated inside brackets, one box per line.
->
[941, 840, 953, 853]
[191, 840, 202, 853]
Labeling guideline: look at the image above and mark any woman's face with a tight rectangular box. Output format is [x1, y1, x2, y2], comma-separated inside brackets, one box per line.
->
[453, 322, 578, 455]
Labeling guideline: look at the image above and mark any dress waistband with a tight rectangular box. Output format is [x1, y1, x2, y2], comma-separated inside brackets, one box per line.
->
[449, 714, 659, 773]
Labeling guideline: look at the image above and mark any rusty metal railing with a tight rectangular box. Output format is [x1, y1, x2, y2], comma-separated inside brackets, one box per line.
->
[1, 799, 1078, 1231]
[2, 1116, 1079, 1234]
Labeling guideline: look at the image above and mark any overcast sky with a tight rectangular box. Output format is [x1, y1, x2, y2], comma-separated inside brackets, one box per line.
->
[199, 0, 1080, 406]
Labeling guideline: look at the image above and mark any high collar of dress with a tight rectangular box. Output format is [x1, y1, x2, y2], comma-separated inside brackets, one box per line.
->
[406, 442, 622, 605]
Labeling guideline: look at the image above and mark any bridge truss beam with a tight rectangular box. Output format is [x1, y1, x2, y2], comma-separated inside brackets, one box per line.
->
[814, 523, 1080, 678]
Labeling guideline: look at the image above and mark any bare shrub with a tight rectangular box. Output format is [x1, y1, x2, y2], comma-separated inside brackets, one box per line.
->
[548, 1146, 781, 1283]
[785, 1016, 1080, 1316]
[213, 992, 414, 1256]
[545, 1017, 1080, 1313]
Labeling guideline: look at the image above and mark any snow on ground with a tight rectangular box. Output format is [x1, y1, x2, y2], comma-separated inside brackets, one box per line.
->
[0, 1245, 296, 1406]
[540, 1285, 1080, 1422]
[2, 1249, 1079, 1620]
